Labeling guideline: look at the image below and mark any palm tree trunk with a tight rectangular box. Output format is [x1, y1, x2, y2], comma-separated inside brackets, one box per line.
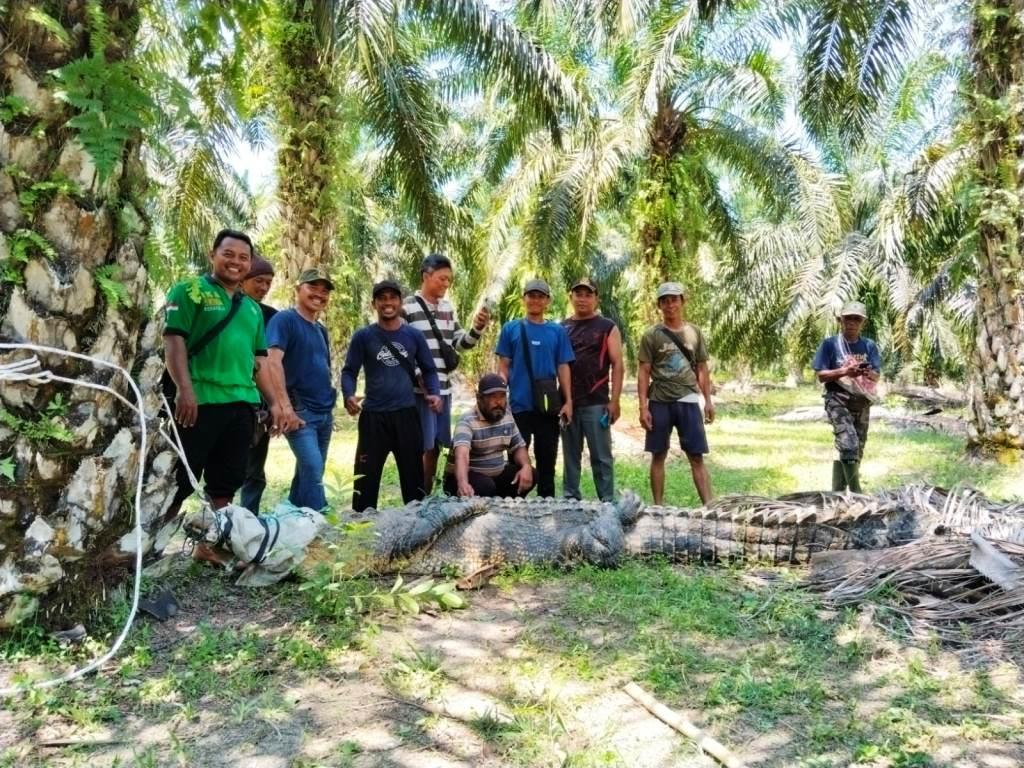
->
[967, 0, 1024, 453]
[0, 1, 177, 630]
[270, 1, 340, 283]
[639, 96, 687, 282]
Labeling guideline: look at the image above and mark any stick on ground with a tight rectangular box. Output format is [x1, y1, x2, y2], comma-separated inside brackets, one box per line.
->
[623, 681, 748, 768]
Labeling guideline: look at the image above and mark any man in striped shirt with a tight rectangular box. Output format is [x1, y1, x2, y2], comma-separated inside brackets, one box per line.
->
[402, 253, 491, 492]
[444, 374, 535, 498]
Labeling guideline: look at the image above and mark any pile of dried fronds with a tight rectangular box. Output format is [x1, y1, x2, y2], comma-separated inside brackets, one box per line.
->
[809, 484, 1024, 645]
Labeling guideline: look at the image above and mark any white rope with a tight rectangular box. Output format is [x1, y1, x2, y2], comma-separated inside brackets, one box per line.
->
[0, 342, 198, 695]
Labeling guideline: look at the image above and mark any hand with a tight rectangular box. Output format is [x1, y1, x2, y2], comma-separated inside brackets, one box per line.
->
[640, 405, 653, 431]
[271, 403, 304, 435]
[704, 401, 715, 424]
[844, 363, 864, 378]
[558, 401, 573, 426]
[174, 387, 198, 429]
[473, 307, 490, 332]
[457, 480, 475, 498]
[344, 396, 361, 416]
[425, 394, 443, 413]
[607, 400, 621, 425]
[514, 464, 533, 494]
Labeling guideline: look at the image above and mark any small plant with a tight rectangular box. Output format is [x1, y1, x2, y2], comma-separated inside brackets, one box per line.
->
[0, 393, 74, 444]
[17, 175, 80, 216]
[0, 456, 14, 483]
[1, 229, 57, 284]
[94, 264, 132, 308]
[0, 94, 30, 122]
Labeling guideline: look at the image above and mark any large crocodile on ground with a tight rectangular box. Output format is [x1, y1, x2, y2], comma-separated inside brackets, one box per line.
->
[182, 484, 1024, 585]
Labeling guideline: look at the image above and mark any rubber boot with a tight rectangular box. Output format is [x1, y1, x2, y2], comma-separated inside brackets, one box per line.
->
[831, 461, 846, 492]
[842, 461, 862, 494]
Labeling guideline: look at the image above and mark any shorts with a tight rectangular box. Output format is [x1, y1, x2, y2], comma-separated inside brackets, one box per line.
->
[644, 400, 709, 456]
[417, 393, 452, 451]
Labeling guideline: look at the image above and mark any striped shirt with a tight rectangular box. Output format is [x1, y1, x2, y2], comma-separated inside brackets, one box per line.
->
[402, 292, 481, 395]
[452, 408, 526, 477]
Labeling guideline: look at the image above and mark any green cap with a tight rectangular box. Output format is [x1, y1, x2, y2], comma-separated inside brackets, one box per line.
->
[297, 268, 335, 290]
[838, 301, 867, 318]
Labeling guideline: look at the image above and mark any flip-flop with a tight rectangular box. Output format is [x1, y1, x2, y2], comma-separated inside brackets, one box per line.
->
[138, 587, 179, 621]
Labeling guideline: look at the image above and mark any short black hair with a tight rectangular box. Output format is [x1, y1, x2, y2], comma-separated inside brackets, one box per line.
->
[213, 229, 254, 252]
[420, 252, 453, 274]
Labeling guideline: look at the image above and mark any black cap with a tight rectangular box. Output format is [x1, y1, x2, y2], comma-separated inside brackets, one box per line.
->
[420, 253, 453, 274]
[372, 279, 403, 298]
[477, 373, 508, 396]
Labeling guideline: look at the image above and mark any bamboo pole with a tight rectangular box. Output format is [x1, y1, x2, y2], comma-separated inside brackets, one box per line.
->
[623, 682, 748, 768]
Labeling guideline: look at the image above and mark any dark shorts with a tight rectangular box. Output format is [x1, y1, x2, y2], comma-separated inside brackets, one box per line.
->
[417, 393, 452, 451]
[174, 401, 256, 503]
[645, 401, 709, 456]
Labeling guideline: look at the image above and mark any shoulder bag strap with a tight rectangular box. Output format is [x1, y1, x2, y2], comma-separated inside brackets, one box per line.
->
[518, 320, 537, 382]
[413, 295, 449, 347]
[186, 289, 244, 359]
[375, 328, 418, 387]
[658, 324, 697, 370]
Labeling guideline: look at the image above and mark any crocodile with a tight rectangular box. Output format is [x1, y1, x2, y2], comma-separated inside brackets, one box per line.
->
[182, 484, 1024, 584]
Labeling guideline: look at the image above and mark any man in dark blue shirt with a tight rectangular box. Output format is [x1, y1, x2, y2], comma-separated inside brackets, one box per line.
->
[811, 301, 882, 493]
[266, 267, 337, 510]
[342, 280, 441, 511]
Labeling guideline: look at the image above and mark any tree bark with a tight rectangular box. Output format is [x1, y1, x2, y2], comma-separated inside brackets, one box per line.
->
[0, 1, 176, 630]
[967, 0, 1024, 453]
[270, 1, 340, 283]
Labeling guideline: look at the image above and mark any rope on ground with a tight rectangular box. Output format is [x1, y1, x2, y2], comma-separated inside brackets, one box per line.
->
[0, 342, 201, 696]
[623, 681, 749, 768]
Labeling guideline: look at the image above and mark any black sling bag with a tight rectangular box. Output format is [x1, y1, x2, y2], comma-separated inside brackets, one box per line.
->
[161, 289, 244, 406]
[658, 324, 698, 370]
[519, 320, 562, 416]
[413, 295, 460, 372]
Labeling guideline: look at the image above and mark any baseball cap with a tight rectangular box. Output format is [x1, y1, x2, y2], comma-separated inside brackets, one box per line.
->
[570, 277, 598, 293]
[523, 278, 551, 296]
[297, 267, 335, 290]
[477, 373, 508, 396]
[838, 301, 868, 318]
[656, 281, 685, 299]
[420, 253, 453, 273]
[371, 279, 403, 298]
[245, 256, 275, 280]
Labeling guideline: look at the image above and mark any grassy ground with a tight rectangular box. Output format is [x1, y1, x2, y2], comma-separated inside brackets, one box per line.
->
[1, 384, 1021, 767]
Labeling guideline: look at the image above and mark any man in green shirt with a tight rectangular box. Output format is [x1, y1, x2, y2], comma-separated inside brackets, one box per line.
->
[163, 229, 299, 520]
[637, 282, 715, 505]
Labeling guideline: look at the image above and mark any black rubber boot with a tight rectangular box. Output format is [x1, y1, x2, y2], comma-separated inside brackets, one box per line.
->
[842, 461, 862, 494]
[831, 461, 846, 491]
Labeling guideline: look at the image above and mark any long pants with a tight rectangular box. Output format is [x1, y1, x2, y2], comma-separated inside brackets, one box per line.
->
[285, 409, 334, 510]
[239, 425, 271, 514]
[561, 404, 615, 501]
[513, 410, 560, 498]
[443, 463, 535, 498]
[352, 408, 424, 512]
[824, 392, 871, 462]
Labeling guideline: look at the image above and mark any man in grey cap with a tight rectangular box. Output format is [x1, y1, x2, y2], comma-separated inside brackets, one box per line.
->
[812, 300, 881, 492]
[495, 278, 575, 497]
[444, 373, 534, 498]
[637, 281, 715, 504]
[239, 254, 279, 513]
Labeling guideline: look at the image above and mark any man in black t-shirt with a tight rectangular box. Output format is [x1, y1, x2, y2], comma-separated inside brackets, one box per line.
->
[239, 255, 278, 514]
[561, 278, 624, 501]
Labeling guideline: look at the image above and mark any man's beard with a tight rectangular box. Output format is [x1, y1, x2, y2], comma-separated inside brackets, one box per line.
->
[484, 406, 505, 423]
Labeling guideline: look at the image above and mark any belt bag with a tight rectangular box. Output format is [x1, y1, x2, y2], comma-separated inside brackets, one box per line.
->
[531, 378, 562, 416]
[519, 320, 562, 416]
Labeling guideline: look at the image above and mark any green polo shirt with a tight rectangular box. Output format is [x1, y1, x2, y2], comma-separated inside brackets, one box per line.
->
[163, 275, 267, 405]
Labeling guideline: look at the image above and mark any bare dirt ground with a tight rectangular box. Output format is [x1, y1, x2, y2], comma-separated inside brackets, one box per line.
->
[3, 552, 1023, 768]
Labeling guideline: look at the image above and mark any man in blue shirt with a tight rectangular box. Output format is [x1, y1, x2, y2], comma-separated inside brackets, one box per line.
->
[266, 268, 337, 510]
[496, 278, 574, 497]
[342, 280, 441, 511]
[811, 301, 882, 493]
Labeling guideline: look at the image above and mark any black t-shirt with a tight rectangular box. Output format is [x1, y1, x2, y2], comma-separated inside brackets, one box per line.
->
[562, 315, 616, 408]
